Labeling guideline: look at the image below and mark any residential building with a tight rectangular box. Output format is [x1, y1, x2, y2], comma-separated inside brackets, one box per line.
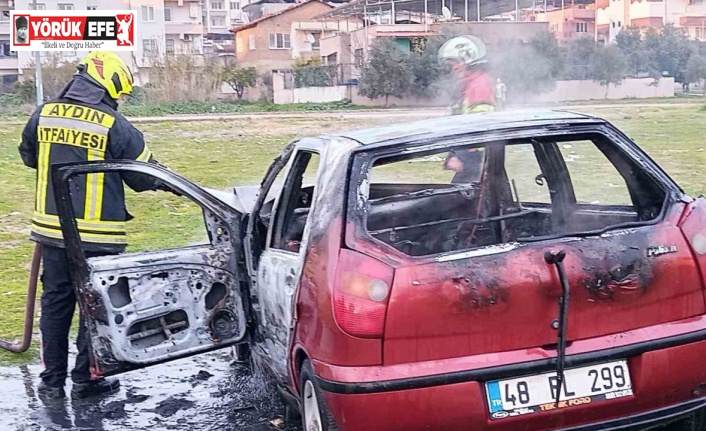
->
[242, 0, 293, 21]
[595, 0, 706, 43]
[0, 0, 18, 91]
[232, 0, 333, 72]
[204, 0, 251, 35]
[164, 0, 204, 55]
[536, 4, 596, 41]
[290, 18, 363, 61]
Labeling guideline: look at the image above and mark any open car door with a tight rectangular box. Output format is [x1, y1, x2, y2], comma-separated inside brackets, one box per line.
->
[51, 161, 251, 377]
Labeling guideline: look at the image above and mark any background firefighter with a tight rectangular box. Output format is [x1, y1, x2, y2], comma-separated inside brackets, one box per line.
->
[438, 35, 494, 182]
[18, 51, 166, 401]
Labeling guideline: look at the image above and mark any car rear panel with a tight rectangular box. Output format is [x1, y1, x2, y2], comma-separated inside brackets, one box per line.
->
[383, 202, 706, 365]
[319, 332, 706, 431]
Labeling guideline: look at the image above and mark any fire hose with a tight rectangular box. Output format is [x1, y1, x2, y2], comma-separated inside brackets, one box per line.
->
[0, 243, 41, 353]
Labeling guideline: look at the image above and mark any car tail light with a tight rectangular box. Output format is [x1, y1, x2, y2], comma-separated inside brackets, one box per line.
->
[333, 249, 394, 339]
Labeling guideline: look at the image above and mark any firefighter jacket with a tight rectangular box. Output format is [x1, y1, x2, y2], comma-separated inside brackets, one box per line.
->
[18, 75, 160, 253]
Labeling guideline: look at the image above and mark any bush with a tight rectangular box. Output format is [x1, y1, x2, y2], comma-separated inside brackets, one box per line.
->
[143, 54, 224, 103]
[118, 100, 362, 117]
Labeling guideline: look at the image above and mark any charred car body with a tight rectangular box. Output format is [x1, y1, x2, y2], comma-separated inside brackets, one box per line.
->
[53, 111, 706, 431]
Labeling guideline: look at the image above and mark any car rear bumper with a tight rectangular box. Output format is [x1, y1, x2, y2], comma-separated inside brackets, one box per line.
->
[313, 319, 706, 431]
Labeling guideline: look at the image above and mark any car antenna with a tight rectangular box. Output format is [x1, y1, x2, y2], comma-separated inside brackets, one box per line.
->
[545, 249, 570, 408]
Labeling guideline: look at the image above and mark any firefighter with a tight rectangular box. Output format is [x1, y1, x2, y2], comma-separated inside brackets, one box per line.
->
[438, 35, 495, 182]
[437, 34, 496, 115]
[18, 51, 164, 400]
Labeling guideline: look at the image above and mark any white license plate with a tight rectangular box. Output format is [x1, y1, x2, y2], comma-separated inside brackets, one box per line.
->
[485, 360, 633, 420]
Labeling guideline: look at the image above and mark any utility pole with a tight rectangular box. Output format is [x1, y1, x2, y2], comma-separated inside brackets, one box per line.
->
[31, 0, 43, 105]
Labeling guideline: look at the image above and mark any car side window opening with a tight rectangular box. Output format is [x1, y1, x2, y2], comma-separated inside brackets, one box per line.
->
[270, 150, 320, 253]
[362, 134, 666, 257]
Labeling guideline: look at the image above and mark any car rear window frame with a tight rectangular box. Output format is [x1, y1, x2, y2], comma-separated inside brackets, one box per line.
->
[345, 124, 682, 262]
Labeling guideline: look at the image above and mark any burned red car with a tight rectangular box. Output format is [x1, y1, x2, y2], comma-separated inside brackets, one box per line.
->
[52, 110, 706, 431]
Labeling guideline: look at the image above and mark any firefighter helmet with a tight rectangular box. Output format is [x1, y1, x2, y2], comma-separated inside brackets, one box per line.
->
[77, 51, 134, 100]
[437, 35, 488, 67]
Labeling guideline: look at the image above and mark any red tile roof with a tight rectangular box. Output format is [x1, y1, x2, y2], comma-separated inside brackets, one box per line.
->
[230, 0, 333, 34]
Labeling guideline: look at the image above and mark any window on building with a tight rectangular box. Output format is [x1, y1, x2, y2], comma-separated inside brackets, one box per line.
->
[612, 22, 615, 28]
[86, 6, 97, 10]
[142, 6, 155, 22]
[165, 7, 172, 21]
[143, 39, 158, 55]
[354, 48, 364, 67]
[29, 4, 46, 10]
[58, 4, 74, 10]
[249, 34, 256, 50]
[1, 41, 17, 57]
[230, 1, 240, 9]
[617, 21, 622, 27]
[190, 4, 199, 18]
[576, 22, 588, 32]
[211, 1, 224, 9]
[211, 16, 225, 27]
[166, 39, 175, 54]
[697, 27, 703, 40]
[268, 33, 291, 49]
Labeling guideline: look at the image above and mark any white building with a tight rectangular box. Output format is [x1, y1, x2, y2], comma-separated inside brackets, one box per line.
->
[0, 0, 19, 89]
[596, 0, 706, 43]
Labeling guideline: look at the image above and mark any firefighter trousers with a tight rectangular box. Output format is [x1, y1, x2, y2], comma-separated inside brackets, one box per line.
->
[38, 244, 113, 388]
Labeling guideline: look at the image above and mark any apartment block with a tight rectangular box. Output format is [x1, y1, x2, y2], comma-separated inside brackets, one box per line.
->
[596, 0, 706, 43]
[0, 0, 18, 91]
[537, 4, 596, 41]
[165, 0, 203, 55]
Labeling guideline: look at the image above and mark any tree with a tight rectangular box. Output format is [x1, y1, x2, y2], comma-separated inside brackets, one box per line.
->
[643, 25, 693, 83]
[529, 31, 565, 79]
[23, 53, 80, 101]
[222, 65, 257, 100]
[562, 36, 598, 80]
[590, 45, 627, 98]
[406, 36, 446, 98]
[292, 56, 332, 88]
[494, 40, 556, 102]
[615, 26, 647, 76]
[358, 38, 413, 106]
[685, 54, 706, 94]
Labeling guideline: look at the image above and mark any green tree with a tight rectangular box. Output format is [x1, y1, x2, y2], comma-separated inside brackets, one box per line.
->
[494, 40, 556, 101]
[643, 25, 693, 82]
[562, 36, 598, 80]
[615, 26, 647, 76]
[529, 31, 565, 78]
[292, 56, 332, 88]
[406, 36, 446, 98]
[222, 65, 257, 99]
[358, 38, 413, 106]
[685, 54, 706, 94]
[590, 45, 627, 98]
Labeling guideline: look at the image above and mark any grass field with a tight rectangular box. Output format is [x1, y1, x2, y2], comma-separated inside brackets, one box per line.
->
[0, 103, 704, 364]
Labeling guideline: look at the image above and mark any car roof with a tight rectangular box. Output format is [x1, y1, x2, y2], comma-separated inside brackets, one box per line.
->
[331, 110, 602, 147]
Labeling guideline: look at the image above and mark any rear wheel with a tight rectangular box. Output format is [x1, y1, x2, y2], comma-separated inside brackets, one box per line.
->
[299, 360, 339, 431]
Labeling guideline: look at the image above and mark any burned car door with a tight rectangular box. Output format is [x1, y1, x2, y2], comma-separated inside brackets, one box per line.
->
[246, 141, 322, 379]
[51, 161, 249, 377]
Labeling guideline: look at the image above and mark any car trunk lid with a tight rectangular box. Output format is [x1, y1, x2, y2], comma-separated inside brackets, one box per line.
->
[382, 203, 706, 365]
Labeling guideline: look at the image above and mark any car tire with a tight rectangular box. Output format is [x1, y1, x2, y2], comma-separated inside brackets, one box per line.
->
[299, 360, 339, 431]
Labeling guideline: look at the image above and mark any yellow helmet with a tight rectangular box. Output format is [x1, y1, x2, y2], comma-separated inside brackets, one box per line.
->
[77, 51, 134, 100]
